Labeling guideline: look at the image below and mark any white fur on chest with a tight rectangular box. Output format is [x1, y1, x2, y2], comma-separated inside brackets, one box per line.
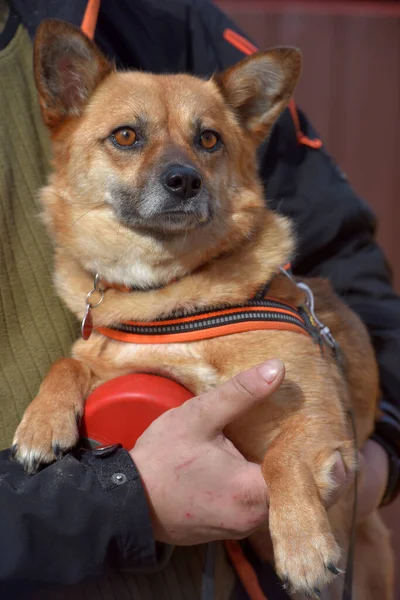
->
[83, 255, 184, 290]
[73, 335, 219, 394]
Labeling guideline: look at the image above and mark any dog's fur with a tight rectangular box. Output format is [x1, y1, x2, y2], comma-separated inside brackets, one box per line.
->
[13, 20, 393, 599]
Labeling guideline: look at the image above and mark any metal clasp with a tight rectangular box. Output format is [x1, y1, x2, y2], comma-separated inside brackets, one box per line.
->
[81, 274, 104, 340]
[279, 266, 338, 351]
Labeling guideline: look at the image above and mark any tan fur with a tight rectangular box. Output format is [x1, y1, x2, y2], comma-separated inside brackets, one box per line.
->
[13, 20, 393, 598]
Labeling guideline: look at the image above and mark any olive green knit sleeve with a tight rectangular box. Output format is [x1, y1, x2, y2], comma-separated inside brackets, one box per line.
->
[0, 24, 79, 449]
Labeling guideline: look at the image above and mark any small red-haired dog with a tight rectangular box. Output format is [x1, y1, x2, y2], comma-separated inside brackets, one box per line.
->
[12, 20, 393, 599]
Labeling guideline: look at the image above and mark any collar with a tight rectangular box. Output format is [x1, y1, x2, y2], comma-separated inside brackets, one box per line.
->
[98, 278, 173, 294]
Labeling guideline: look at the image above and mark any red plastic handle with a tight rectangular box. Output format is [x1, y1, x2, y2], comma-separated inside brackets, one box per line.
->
[80, 374, 194, 449]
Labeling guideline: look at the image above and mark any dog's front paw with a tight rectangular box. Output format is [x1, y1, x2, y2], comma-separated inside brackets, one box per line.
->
[12, 398, 80, 473]
[270, 503, 342, 598]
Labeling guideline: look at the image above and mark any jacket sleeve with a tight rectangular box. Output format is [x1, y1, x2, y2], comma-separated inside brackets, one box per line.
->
[0, 445, 163, 587]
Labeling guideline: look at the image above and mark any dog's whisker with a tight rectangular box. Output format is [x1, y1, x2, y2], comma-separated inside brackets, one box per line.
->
[65, 203, 105, 232]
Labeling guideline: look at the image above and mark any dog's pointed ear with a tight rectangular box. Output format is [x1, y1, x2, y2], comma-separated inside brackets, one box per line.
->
[34, 19, 113, 130]
[215, 48, 302, 142]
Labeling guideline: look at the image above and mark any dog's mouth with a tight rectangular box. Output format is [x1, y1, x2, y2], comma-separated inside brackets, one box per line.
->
[110, 184, 213, 235]
[122, 207, 212, 235]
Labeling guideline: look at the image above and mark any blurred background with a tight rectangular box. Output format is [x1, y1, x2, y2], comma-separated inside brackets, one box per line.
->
[216, 0, 400, 595]
[217, 0, 400, 293]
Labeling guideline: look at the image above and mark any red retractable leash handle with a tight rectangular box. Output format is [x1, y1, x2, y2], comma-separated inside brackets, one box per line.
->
[79, 374, 193, 449]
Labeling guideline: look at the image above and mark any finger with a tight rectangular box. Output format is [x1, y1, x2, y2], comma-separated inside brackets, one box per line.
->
[188, 359, 285, 434]
[357, 440, 388, 521]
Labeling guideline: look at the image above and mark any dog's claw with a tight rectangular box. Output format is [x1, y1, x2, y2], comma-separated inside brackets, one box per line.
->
[305, 590, 321, 600]
[29, 455, 40, 475]
[9, 444, 17, 460]
[52, 443, 64, 460]
[326, 562, 342, 576]
[281, 577, 290, 590]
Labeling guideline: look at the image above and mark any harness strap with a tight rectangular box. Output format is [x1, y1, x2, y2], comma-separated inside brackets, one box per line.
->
[342, 410, 358, 600]
[96, 298, 310, 344]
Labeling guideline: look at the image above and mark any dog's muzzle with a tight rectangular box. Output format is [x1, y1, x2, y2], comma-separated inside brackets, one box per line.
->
[110, 163, 212, 234]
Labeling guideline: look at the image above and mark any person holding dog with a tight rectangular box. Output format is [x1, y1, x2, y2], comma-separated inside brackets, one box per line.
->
[0, 0, 398, 599]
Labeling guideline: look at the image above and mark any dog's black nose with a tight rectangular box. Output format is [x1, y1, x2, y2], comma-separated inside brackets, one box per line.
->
[162, 164, 202, 200]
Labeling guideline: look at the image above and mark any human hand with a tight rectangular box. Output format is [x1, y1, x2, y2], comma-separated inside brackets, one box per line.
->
[357, 439, 389, 521]
[130, 359, 285, 545]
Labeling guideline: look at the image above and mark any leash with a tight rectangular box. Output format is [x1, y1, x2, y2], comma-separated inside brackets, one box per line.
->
[342, 409, 358, 600]
[224, 541, 269, 600]
[279, 269, 358, 600]
[202, 542, 219, 600]
[202, 541, 270, 600]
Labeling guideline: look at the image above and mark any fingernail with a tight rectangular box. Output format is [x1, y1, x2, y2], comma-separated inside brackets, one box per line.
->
[258, 359, 284, 384]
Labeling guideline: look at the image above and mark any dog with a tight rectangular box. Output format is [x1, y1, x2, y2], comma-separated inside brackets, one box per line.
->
[12, 19, 393, 599]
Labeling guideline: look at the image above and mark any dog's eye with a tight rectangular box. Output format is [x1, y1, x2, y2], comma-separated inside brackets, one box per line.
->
[112, 127, 137, 147]
[199, 130, 220, 151]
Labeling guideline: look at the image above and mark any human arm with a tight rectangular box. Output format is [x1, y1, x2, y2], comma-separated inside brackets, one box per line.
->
[0, 360, 285, 586]
[0, 445, 158, 587]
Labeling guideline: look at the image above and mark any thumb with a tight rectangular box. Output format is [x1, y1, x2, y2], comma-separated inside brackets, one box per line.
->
[190, 359, 285, 435]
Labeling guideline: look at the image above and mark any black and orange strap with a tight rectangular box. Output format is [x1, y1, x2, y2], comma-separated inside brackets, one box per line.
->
[96, 297, 311, 345]
[94, 264, 326, 350]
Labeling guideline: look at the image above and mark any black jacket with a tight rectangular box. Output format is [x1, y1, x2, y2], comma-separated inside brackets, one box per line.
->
[0, 446, 161, 594]
[3, 0, 400, 590]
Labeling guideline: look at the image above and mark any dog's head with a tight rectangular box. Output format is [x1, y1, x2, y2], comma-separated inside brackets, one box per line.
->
[35, 20, 301, 287]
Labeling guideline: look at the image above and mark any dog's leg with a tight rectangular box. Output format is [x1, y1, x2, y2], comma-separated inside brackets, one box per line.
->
[12, 358, 92, 473]
[262, 425, 351, 598]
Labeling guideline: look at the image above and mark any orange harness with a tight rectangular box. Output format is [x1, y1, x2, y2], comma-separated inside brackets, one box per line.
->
[96, 295, 315, 345]
[82, 265, 328, 354]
